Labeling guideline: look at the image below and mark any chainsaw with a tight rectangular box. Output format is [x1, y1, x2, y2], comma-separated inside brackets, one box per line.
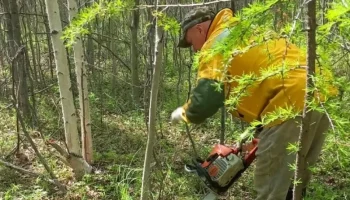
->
[184, 138, 259, 198]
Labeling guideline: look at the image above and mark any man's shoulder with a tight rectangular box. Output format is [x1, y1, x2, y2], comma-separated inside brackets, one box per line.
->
[203, 9, 239, 50]
[203, 28, 231, 50]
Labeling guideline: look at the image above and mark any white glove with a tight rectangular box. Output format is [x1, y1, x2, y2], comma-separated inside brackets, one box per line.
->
[170, 107, 185, 124]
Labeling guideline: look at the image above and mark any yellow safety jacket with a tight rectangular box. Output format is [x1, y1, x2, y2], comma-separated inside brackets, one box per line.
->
[182, 8, 337, 127]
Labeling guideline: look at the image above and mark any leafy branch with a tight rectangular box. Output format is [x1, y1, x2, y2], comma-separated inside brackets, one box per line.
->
[62, 0, 130, 47]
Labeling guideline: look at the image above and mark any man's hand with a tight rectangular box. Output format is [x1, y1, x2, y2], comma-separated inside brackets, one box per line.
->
[170, 107, 185, 124]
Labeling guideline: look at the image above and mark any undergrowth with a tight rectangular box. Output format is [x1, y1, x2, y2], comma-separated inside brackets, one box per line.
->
[1, 98, 349, 200]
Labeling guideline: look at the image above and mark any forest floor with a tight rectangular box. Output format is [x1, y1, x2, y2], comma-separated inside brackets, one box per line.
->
[0, 105, 349, 200]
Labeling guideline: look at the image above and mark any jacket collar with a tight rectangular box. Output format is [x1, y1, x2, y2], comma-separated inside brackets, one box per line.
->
[206, 8, 234, 41]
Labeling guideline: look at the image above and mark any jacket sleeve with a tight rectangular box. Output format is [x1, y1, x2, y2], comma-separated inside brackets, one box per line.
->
[182, 78, 225, 124]
[181, 29, 228, 124]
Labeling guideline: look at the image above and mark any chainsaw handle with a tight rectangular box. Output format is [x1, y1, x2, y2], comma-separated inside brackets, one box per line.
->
[243, 138, 259, 166]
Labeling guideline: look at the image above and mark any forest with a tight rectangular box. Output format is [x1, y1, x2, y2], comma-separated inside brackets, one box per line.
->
[0, 0, 349, 199]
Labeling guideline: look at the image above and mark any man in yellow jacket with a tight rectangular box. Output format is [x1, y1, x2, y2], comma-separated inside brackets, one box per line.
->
[171, 6, 336, 200]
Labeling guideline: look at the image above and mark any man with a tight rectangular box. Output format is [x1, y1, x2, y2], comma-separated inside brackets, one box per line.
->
[170, 6, 337, 200]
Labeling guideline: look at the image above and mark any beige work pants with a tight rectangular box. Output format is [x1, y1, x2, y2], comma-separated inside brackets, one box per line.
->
[254, 111, 330, 200]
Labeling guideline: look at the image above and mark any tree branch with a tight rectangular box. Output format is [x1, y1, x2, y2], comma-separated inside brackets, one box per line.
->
[90, 32, 130, 46]
[138, 0, 230, 8]
[0, 157, 66, 191]
[90, 36, 131, 71]
[0, 157, 39, 176]
[0, 12, 46, 17]
[46, 140, 69, 158]
[341, 43, 350, 53]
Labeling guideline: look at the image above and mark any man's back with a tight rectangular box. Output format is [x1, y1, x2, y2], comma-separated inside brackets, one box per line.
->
[197, 8, 335, 126]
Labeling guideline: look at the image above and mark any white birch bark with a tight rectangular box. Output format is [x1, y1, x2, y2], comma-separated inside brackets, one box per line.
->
[67, 0, 93, 164]
[44, 0, 91, 179]
[141, 1, 163, 199]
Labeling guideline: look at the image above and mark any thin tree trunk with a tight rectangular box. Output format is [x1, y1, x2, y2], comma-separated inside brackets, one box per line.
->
[86, 31, 94, 71]
[175, 38, 181, 106]
[26, 16, 38, 85]
[0, 28, 5, 71]
[143, 2, 155, 128]
[85, 1, 94, 79]
[97, 18, 104, 127]
[176, 4, 183, 106]
[37, 0, 50, 84]
[293, 0, 317, 199]
[21, 20, 37, 128]
[220, 107, 225, 144]
[321, 0, 327, 25]
[231, 0, 236, 13]
[67, 0, 93, 164]
[44, 0, 92, 179]
[112, 42, 117, 98]
[2, 0, 31, 120]
[130, 0, 141, 107]
[111, 19, 118, 98]
[20, 2, 38, 128]
[39, 0, 54, 80]
[141, 1, 163, 198]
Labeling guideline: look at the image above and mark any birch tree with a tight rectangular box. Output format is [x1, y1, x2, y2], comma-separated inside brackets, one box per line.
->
[67, 0, 93, 164]
[44, 0, 92, 179]
[141, 2, 164, 199]
[293, 0, 317, 199]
